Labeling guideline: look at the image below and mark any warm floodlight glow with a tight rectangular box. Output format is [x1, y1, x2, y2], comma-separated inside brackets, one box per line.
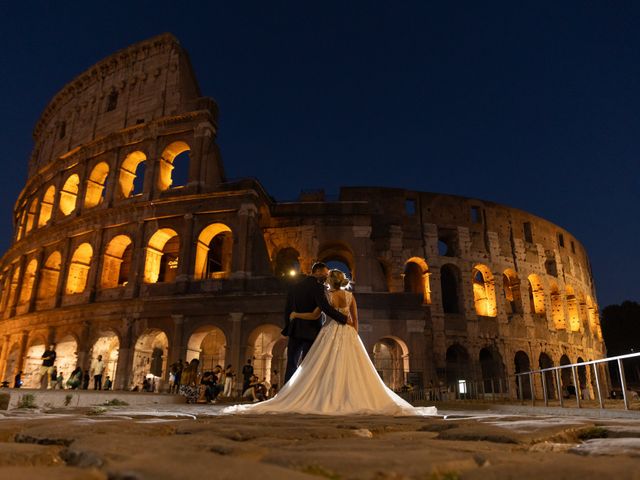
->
[289, 269, 297, 277]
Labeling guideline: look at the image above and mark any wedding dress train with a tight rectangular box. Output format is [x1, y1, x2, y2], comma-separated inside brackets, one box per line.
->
[222, 291, 437, 416]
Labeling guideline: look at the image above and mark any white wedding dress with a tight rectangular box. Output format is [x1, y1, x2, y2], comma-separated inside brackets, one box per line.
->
[222, 290, 437, 416]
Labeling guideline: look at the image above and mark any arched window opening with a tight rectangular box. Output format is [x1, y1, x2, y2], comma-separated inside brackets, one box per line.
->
[4, 343, 21, 384]
[247, 324, 282, 383]
[171, 151, 190, 187]
[577, 356, 588, 399]
[84, 162, 110, 208]
[445, 344, 471, 395]
[472, 264, 497, 317]
[527, 274, 545, 314]
[586, 296, 600, 339]
[144, 229, 180, 283]
[538, 353, 556, 399]
[373, 337, 409, 391]
[187, 326, 227, 373]
[550, 282, 565, 329]
[566, 286, 580, 332]
[25, 198, 39, 234]
[100, 235, 133, 289]
[158, 141, 190, 192]
[59, 174, 80, 215]
[38, 186, 55, 226]
[514, 351, 532, 399]
[479, 347, 505, 393]
[90, 332, 120, 388]
[403, 257, 430, 304]
[318, 243, 355, 280]
[15, 209, 26, 241]
[119, 151, 146, 198]
[438, 230, 457, 257]
[274, 247, 301, 278]
[559, 354, 573, 397]
[65, 243, 93, 294]
[194, 224, 233, 280]
[55, 335, 78, 385]
[440, 264, 460, 314]
[106, 89, 118, 112]
[502, 269, 522, 314]
[0, 274, 10, 312]
[37, 252, 61, 300]
[131, 330, 168, 390]
[18, 259, 38, 305]
[22, 339, 46, 388]
[6, 266, 21, 309]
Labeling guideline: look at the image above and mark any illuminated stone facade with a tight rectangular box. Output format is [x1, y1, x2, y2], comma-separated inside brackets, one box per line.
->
[0, 34, 605, 397]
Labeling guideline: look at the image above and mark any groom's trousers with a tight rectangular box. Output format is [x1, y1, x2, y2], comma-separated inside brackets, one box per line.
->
[284, 337, 315, 384]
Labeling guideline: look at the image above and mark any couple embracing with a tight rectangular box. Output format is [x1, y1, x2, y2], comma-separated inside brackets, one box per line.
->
[223, 262, 437, 416]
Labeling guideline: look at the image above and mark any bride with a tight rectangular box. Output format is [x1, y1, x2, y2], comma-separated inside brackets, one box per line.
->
[222, 269, 437, 416]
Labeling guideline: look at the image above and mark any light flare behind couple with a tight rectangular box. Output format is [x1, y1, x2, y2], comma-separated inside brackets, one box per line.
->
[222, 262, 437, 416]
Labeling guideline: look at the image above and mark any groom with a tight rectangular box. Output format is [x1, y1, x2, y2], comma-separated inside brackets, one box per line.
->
[282, 262, 348, 383]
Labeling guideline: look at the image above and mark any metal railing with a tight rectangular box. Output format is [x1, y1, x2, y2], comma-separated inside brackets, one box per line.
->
[402, 352, 640, 411]
[515, 351, 640, 410]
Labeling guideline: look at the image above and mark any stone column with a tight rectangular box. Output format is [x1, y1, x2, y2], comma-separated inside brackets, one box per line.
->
[74, 160, 90, 218]
[176, 214, 195, 292]
[0, 334, 11, 382]
[55, 237, 73, 307]
[144, 141, 159, 201]
[86, 229, 105, 302]
[103, 150, 120, 208]
[352, 226, 373, 292]
[16, 330, 29, 377]
[231, 204, 258, 278]
[115, 318, 133, 390]
[76, 321, 91, 372]
[8, 255, 27, 317]
[169, 314, 186, 365]
[28, 248, 45, 312]
[130, 221, 147, 298]
[228, 312, 244, 381]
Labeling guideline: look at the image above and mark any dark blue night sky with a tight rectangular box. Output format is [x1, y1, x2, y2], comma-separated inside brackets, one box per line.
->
[0, 1, 638, 307]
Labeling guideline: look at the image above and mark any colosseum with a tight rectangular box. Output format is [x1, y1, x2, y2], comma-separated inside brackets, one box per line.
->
[0, 33, 605, 400]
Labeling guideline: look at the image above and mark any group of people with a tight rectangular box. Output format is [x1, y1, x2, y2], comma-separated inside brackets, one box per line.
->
[10, 344, 112, 391]
[169, 358, 280, 404]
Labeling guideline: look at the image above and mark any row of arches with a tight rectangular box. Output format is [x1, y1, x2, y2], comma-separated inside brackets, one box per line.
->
[444, 344, 598, 400]
[401, 258, 599, 334]
[0, 325, 412, 393]
[0, 223, 233, 313]
[15, 142, 192, 241]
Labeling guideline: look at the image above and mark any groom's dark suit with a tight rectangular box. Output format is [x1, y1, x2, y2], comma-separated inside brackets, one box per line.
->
[282, 275, 347, 383]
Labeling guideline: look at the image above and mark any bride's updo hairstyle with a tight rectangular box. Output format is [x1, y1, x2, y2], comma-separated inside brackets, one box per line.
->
[328, 269, 351, 290]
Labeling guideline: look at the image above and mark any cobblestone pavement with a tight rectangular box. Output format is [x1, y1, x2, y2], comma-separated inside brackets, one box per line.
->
[0, 403, 639, 479]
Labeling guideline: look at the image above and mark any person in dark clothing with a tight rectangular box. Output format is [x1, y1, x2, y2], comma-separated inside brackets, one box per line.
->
[82, 370, 90, 390]
[14, 371, 23, 388]
[282, 262, 348, 383]
[40, 344, 57, 389]
[242, 359, 254, 393]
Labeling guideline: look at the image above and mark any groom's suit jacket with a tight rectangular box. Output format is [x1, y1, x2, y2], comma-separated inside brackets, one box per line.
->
[282, 275, 348, 341]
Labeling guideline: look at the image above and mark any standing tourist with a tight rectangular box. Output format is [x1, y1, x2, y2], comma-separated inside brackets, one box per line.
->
[40, 344, 57, 389]
[241, 359, 254, 393]
[91, 355, 105, 390]
[223, 364, 234, 398]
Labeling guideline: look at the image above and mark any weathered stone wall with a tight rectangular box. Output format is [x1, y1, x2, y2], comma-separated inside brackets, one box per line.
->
[0, 35, 604, 398]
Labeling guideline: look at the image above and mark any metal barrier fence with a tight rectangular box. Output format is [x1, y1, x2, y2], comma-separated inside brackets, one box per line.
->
[402, 352, 640, 410]
[514, 351, 640, 410]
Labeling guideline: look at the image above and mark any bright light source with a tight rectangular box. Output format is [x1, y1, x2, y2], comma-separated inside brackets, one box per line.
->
[458, 379, 467, 394]
[289, 269, 297, 277]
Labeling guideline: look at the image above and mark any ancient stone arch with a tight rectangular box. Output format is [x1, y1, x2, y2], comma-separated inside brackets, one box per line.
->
[193, 223, 232, 280]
